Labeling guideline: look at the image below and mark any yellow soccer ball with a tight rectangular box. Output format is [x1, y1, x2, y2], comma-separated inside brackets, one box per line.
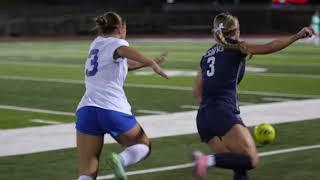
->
[254, 123, 276, 145]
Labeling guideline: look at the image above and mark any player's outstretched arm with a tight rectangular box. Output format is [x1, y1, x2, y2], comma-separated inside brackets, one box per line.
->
[117, 46, 168, 79]
[242, 27, 313, 55]
[127, 51, 167, 71]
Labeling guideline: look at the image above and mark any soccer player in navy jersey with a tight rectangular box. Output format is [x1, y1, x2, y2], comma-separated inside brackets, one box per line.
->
[75, 12, 168, 180]
[192, 12, 313, 180]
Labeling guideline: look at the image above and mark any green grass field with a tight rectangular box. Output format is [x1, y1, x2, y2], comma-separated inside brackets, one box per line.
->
[0, 38, 320, 180]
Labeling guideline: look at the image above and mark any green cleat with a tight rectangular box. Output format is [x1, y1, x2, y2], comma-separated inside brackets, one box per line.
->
[108, 153, 127, 180]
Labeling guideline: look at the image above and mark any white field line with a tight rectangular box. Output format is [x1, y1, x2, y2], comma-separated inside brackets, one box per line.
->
[0, 61, 82, 68]
[3, 59, 320, 68]
[261, 97, 293, 102]
[249, 62, 320, 67]
[238, 91, 319, 98]
[97, 144, 320, 180]
[0, 105, 74, 116]
[0, 75, 83, 84]
[30, 119, 63, 125]
[135, 70, 320, 79]
[0, 75, 319, 99]
[1, 99, 320, 157]
[136, 109, 168, 115]
[248, 61, 320, 67]
[247, 72, 320, 79]
[180, 105, 199, 110]
[135, 69, 320, 79]
[180, 103, 253, 109]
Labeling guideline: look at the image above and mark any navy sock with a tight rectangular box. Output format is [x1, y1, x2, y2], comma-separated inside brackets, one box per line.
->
[233, 170, 249, 180]
[214, 153, 253, 170]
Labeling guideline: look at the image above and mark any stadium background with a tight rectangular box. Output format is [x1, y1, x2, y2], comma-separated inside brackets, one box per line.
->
[0, 0, 319, 37]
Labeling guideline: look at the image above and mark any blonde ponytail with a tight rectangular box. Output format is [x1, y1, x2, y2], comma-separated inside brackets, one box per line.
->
[93, 12, 123, 34]
[213, 13, 252, 60]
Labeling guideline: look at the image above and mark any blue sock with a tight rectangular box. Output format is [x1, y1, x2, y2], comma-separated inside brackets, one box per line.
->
[214, 153, 253, 170]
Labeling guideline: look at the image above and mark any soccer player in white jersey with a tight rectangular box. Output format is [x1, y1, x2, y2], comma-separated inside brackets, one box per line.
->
[76, 12, 168, 180]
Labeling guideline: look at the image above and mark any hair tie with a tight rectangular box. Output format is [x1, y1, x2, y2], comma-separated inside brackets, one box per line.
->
[214, 23, 224, 33]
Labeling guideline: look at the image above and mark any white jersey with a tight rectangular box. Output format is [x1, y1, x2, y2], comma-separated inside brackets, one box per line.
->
[77, 36, 132, 115]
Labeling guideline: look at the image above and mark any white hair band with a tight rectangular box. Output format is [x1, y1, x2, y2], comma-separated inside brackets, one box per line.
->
[213, 23, 224, 33]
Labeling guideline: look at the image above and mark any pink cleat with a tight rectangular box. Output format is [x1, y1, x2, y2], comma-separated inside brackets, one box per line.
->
[192, 151, 208, 180]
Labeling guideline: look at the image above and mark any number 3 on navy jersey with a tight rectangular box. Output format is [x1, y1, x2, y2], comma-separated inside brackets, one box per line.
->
[86, 49, 99, 77]
[206, 57, 215, 77]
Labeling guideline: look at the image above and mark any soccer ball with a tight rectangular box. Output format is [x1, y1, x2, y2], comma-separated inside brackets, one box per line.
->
[254, 123, 276, 145]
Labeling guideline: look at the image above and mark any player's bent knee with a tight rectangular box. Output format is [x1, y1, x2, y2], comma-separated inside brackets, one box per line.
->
[145, 143, 152, 158]
[139, 143, 151, 161]
[120, 143, 151, 166]
[241, 147, 259, 169]
[241, 142, 259, 169]
[249, 153, 259, 169]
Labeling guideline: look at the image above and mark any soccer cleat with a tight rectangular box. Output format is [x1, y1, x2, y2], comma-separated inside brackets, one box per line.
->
[192, 151, 208, 180]
[108, 153, 127, 180]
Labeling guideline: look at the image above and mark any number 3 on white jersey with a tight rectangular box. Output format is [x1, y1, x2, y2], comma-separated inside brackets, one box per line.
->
[206, 56, 215, 77]
[86, 49, 99, 77]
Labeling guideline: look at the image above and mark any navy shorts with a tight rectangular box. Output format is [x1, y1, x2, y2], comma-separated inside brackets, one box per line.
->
[76, 106, 137, 137]
[196, 106, 245, 143]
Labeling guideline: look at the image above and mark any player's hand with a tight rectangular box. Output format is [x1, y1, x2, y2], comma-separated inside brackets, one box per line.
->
[154, 51, 168, 65]
[297, 27, 314, 39]
[151, 62, 169, 79]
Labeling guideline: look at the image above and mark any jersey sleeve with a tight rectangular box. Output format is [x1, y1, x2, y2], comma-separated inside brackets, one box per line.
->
[111, 39, 130, 63]
[238, 41, 248, 58]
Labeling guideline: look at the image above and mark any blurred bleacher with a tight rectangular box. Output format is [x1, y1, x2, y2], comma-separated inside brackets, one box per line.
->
[0, 0, 319, 37]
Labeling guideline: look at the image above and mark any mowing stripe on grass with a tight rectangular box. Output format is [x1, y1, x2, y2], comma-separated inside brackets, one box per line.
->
[3, 75, 316, 100]
[239, 102, 253, 105]
[0, 105, 74, 116]
[0, 75, 319, 98]
[3, 59, 320, 67]
[97, 144, 320, 180]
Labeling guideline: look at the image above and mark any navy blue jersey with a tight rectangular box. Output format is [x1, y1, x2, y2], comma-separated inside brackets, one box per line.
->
[200, 40, 246, 113]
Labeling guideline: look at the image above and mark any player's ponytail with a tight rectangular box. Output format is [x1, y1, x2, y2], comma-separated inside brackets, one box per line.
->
[93, 12, 123, 34]
[213, 13, 252, 60]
